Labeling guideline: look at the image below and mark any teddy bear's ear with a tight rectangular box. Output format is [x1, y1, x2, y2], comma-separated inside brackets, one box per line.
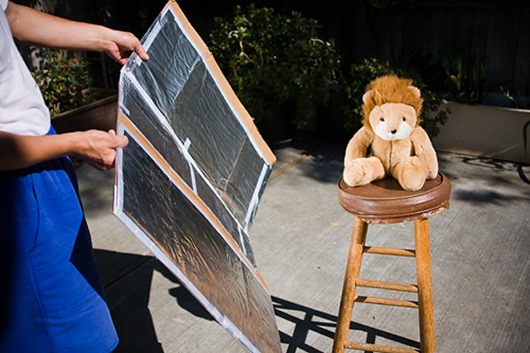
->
[408, 86, 421, 98]
[362, 91, 372, 105]
[363, 90, 382, 105]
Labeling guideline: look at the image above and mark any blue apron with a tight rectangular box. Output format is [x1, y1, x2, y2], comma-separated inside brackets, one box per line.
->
[0, 128, 118, 352]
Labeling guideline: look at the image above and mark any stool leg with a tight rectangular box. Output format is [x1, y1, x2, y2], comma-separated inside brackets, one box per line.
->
[414, 219, 436, 353]
[333, 217, 368, 353]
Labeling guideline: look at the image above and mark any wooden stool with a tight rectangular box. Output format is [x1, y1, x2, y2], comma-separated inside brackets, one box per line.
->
[332, 174, 451, 353]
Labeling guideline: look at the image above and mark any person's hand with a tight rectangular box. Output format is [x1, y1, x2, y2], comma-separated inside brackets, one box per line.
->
[73, 129, 128, 171]
[103, 29, 149, 65]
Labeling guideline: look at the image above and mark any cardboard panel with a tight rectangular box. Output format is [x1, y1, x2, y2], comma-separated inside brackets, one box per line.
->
[113, 2, 280, 352]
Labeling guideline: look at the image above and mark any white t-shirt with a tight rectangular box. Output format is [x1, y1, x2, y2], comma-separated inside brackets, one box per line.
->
[0, 0, 50, 136]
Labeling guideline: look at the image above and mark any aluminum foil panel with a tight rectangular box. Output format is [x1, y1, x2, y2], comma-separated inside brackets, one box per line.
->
[113, 2, 280, 352]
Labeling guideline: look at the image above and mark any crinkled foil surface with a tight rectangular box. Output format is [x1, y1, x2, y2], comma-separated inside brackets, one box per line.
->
[113, 3, 280, 352]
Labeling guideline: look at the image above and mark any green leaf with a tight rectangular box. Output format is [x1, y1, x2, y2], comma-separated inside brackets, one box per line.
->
[524, 120, 530, 153]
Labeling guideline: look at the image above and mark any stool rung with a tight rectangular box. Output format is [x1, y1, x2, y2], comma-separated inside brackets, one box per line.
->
[344, 341, 419, 353]
[356, 278, 418, 293]
[364, 246, 416, 257]
[355, 295, 419, 308]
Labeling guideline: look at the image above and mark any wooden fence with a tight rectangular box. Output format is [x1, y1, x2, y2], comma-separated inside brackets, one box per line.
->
[334, 0, 530, 98]
[179, 0, 530, 99]
[19, 0, 530, 99]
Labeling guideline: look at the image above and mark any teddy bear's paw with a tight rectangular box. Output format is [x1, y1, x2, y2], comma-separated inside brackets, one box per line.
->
[343, 159, 381, 186]
[398, 162, 427, 191]
[343, 167, 367, 187]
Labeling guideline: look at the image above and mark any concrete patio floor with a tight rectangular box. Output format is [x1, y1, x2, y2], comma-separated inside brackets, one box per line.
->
[77, 138, 530, 353]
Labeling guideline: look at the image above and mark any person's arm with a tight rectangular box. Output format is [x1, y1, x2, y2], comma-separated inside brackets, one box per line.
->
[5, 1, 149, 64]
[0, 129, 128, 172]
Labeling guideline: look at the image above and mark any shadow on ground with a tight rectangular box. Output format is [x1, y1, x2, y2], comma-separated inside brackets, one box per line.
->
[95, 248, 420, 353]
[273, 296, 420, 353]
[95, 250, 213, 353]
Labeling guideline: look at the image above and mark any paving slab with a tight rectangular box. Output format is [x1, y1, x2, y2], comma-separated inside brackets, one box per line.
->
[77, 140, 530, 353]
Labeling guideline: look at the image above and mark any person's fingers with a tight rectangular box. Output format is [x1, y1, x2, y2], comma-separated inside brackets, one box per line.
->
[106, 129, 128, 148]
[118, 32, 149, 62]
[122, 32, 149, 61]
[114, 135, 128, 148]
[133, 41, 149, 61]
[104, 30, 148, 64]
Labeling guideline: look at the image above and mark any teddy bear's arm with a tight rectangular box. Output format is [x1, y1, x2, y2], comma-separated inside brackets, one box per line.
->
[410, 127, 438, 179]
[343, 127, 385, 186]
[344, 126, 374, 164]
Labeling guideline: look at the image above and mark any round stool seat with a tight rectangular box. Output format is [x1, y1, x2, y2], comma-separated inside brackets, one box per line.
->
[338, 173, 451, 224]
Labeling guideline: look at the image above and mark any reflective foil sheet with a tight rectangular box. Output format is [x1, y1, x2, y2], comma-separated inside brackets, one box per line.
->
[113, 2, 280, 352]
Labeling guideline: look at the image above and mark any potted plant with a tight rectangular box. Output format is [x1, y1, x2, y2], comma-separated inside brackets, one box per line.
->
[439, 48, 492, 104]
[31, 49, 118, 134]
[433, 49, 530, 164]
[209, 4, 341, 146]
[342, 57, 449, 139]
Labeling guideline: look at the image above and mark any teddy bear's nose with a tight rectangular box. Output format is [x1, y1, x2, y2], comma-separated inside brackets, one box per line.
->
[391, 129, 397, 134]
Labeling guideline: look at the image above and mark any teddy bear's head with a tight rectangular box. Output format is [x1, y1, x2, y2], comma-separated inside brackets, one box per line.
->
[362, 75, 423, 141]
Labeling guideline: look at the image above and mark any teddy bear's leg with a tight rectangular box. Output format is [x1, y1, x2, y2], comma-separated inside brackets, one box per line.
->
[392, 157, 428, 191]
[343, 157, 386, 187]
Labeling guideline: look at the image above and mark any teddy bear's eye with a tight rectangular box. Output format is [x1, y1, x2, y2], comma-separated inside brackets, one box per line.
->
[380, 117, 385, 122]
[402, 117, 406, 121]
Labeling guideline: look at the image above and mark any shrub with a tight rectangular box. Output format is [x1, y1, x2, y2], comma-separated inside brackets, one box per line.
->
[209, 4, 341, 129]
[31, 50, 93, 116]
[439, 49, 490, 104]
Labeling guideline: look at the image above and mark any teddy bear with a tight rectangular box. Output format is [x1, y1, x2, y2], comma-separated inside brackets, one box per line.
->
[343, 75, 438, 191]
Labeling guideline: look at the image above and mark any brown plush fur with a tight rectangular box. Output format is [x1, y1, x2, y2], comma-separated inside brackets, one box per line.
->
[343, 75, 438, 191]
[362, 75, 423, 127]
